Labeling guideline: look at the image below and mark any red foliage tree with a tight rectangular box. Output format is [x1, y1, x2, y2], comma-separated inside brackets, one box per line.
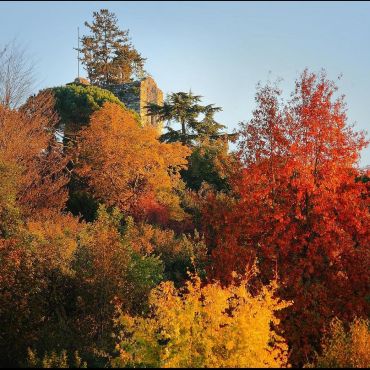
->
[203, 70, 370, 365]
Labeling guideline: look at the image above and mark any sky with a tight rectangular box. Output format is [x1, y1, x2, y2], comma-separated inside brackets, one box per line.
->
[0, 1, 369, 166]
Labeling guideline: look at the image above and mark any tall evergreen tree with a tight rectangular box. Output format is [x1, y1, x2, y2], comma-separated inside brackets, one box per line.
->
[79, 9, 146, 86]
[146, 91, 226, 144]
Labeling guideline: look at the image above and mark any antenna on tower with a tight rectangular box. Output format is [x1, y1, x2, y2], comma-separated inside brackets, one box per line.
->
[77, 26, 80, 79]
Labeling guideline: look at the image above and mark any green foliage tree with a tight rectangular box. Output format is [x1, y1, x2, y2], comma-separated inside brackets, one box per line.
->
[79, 9, 146, 86]
[146, 91, 226, 144]
[181, 137, 235, 192]
[145, 92, 238, 194]
[52, 83, 128, 139]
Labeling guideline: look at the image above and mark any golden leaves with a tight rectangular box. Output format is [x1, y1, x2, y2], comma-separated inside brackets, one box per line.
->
[114, 274, 291, 368]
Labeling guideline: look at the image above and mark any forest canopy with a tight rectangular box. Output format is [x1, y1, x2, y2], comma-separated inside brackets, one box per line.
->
[0, 7, 369, 370]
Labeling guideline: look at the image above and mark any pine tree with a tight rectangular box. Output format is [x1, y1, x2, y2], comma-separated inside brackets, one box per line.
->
[146, 91, 226, 144]
[79, 9, 146, 86]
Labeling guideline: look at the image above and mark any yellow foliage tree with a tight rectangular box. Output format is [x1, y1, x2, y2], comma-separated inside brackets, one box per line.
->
[76, 102, 191, 222]
[306, 317, 370, 368]
[112, 275, 291, 368]
[25, 211, 83, 273]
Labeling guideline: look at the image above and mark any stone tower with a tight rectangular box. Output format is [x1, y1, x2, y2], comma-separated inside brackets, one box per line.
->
[106, 77, 163, 126]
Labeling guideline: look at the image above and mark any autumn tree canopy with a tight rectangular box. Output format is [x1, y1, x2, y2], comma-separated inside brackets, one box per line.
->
[0, 10, 369, 366]
[76, 102, 191, 223]
[203, 70, 369, 365]
[0, 91, 69, 235]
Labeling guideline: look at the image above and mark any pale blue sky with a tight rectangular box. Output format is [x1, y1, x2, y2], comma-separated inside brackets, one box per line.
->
[0, 1, 369, 165]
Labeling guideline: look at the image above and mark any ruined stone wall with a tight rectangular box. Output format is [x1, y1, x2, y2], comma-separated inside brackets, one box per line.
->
[105, 77, 163, 127]
[140, 77, 164, 126]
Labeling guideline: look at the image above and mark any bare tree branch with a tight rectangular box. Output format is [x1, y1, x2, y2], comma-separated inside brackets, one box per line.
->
[0, 41, 35, 109]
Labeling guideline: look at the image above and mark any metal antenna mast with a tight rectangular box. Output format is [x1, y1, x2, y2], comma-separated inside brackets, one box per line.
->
[77, 26, 80, 79]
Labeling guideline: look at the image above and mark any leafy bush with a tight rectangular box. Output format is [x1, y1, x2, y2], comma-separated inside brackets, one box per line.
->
[112, 274, 290, 368]
[306, 317, 370, 368]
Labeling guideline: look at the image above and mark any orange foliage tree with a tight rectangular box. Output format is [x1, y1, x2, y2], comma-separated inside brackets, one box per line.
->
[202, 70, 370, 365]
[0, 91, 69, 232]
[76, 102, 191, 224]
[0, 212, 83, 367]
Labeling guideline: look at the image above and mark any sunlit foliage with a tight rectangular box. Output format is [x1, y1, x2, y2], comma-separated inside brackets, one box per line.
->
[0, 91, 69, 234]
[0, 21, 368, 368]
[202, 70, 370, 365]
[112, 274, 290, 368]
[76, 102, 191, 223]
